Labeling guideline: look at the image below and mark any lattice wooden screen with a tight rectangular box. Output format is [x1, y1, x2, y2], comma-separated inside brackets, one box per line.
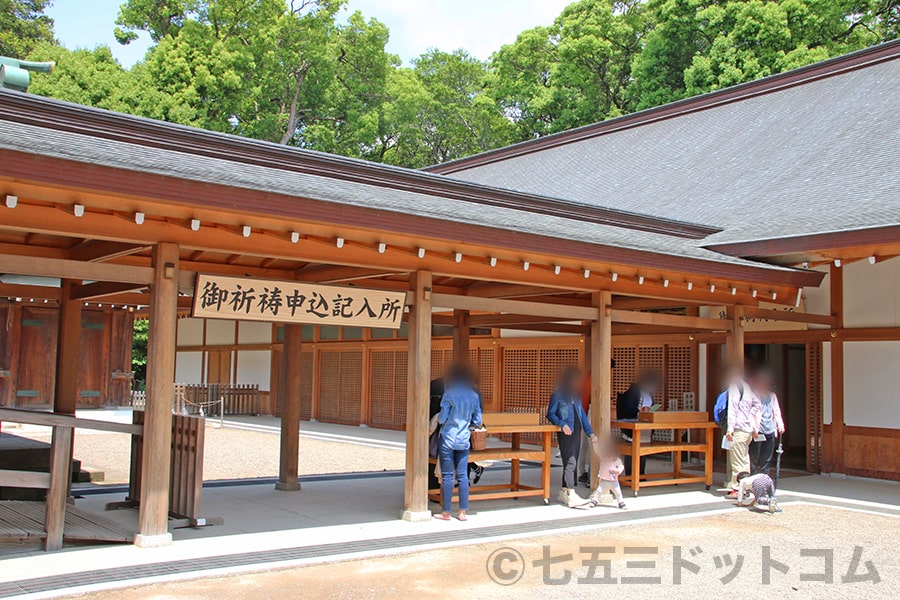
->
[300, 350, 313, 421]
[473, 347, 496, 409]
[665, 345, 693, 410]
[612, 346, 637, 413]
[318, 350, 362, 425]
[806, 342, 823, 473]
[638, 346, 665, 404]
[430, 349, 453, 382]
[368, 349, 408, 430]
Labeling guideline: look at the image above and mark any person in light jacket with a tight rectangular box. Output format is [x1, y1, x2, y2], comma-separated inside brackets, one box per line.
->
[546, 366, 597, 508]
[435, 363, 482, 522]
[749, 369, 785, 476]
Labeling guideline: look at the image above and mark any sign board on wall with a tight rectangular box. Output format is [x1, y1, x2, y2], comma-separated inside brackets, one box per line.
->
[710, 301, 808, 332]
[192, 274, 406, 329]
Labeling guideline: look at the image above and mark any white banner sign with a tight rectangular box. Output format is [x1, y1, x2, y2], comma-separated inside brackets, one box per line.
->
[192, 274, 406, 329]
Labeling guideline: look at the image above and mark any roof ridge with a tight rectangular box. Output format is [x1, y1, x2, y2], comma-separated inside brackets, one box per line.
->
[427, 39, 900, 175]
[0, 88, 721, 240]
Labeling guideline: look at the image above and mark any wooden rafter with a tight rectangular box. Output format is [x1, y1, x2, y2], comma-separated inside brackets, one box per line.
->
[69, 240, 149, 262]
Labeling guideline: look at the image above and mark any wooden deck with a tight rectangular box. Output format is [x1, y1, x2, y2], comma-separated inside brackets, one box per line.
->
[0, 501, 134, 544]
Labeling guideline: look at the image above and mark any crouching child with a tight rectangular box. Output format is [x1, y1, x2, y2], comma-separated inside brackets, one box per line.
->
[735, 471, 780, 513]
[588, 444, 626, 509]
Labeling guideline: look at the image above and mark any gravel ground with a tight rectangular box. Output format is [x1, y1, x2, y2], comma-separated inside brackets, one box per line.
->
[62, 504, 898, 600]
[13, 427, 405, 484]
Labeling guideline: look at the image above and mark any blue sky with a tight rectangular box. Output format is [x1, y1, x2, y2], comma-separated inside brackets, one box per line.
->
[46, 0, 572, 68]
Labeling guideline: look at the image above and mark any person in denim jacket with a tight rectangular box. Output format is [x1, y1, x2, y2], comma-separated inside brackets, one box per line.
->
[546, 366, 597, 508]
[435, 363, 483, 521]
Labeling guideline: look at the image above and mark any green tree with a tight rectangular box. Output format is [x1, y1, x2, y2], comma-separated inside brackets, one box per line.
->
[0, 0, 55, 58]
[26, 42, 162, 113]
[490, 0, 647, 139]
[132, 318, 149, 391]
[630, 0, 899, 109]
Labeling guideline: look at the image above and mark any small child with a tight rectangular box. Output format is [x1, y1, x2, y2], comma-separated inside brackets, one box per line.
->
[735, 471, 779, 512]
[588, 445, 626, 509]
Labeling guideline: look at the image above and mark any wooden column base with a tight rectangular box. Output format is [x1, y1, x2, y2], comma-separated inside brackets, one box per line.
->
[401, 509, 432, 522]
[133, 532, 173, 548]
[274, 481, 301, 491]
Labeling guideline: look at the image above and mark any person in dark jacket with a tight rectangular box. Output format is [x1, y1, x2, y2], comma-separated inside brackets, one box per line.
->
[546, 366, 597, 508]
[616, 371, 660, 478]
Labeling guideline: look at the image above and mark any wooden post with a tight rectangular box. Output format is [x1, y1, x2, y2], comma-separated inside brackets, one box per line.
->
[44, 425, 73, 551]
[54, 279, 81, 415]
[135, 242, 178, 547]
[726, 306, 745, 366]
[829, 265, 844, 473]
[452, 309, 470, 363]
[276, 323, 303, 491]
[590, 291, 611, 490]
[402, 271, 432, 522]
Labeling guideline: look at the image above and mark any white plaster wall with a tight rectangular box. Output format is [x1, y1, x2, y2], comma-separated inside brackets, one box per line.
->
[802, 267, 830, 320]
[236, 350, 272, 389]
[206, 319, 236, 345]
[238, 321, 272, 344]
[177, 318, 204, 346]
[175, 351, 203, 384]
[843, 258, 900, 328]
[822, 342, 832, 425]
[843, 341, 900, 428]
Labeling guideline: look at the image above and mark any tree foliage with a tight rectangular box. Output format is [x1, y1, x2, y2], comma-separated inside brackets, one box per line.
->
[11, 0, 900, 164]
[0, 0, 55, 58]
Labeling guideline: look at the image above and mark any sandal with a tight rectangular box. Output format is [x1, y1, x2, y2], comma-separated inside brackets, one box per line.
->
[434, 512, 451, 521]
[457, 511, 468, 521]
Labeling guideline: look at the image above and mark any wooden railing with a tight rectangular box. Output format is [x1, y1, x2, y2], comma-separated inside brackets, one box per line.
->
[0, 407, 142, 551]
[132, 384, 259, 417]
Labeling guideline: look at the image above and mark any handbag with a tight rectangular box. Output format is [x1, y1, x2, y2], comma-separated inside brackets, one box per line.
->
[470, 427, 487, 451]
[429, 426, 441, 458]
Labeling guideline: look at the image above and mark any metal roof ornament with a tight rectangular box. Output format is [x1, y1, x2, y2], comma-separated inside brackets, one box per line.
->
[0, 57, 54, 92]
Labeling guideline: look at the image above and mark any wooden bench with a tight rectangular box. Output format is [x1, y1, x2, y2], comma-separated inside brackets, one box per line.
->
[429, 412, 559, 505]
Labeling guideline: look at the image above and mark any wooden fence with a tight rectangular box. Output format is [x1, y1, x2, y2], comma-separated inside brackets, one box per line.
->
[131, 384, 259, 416]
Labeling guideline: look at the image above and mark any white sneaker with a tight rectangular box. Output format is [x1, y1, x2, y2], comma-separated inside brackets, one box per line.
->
[567, 489, 586, 508]
[557, 488, 568, 505]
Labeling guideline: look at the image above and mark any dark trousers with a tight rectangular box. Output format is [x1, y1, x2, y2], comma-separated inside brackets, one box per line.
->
[439, 446, 470, 512]
[750, 434, 777, 476]
[557, 422, 582, 489]
[623, 456, 646, 479]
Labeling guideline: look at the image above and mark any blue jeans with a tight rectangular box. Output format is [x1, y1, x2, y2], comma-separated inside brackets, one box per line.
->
[439, 445, 470, 512]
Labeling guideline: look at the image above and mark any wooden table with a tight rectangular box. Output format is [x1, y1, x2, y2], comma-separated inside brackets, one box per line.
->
[612, 419, 718, 497]
[428, 413, 559, 505]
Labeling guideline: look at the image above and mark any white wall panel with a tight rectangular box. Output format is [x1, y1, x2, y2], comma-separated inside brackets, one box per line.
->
[206, 319, 236, 345]
[177, 318, 204, 346]
[843, 259, 900, 328]
[843, 341, 900, 428]
[236, 350, 272, 390]
[175, 351, 203, 384]
[238, 321, 272, 344]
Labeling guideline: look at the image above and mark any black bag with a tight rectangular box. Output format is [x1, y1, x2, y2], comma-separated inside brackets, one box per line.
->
[428, 426, 441, 458]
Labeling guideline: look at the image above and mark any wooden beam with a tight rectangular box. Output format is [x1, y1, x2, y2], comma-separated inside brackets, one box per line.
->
[276, 324, 303, 491]
[0, 254, 153, 284]
[295, 265, 401, 283]
[70, 281, 147, 301]
[0, 469, 51, 489]
[610, 309, 732, 331]
[464, 282, 572, 298]
[494, 322, 589, 335]
[590, 291, 612, 491]
[69, 240, 148, 262]
[611, 297, 704, 310]
[727, 306, 745, 366]
[432, 293, 598, 320]
[466, 313, 578, 327]
[741, 306, 837, 326]
[402, 271, 432, 522]
[44, 425, 72, 551]
[0, 283, 61, 301]
[830, 264, 844, 473]
[0, 408, 142, 434]
[136, 242, 179, 547]
[452, 309, 470, 363]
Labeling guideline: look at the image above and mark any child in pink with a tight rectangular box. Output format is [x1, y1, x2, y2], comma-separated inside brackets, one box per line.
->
[588, 445, 626, 509]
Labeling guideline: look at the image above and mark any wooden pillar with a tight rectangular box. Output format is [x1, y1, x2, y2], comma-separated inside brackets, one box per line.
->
[135, 242, 178, 547]
[276, 324, 303, 491]
[829, 265, 844, 473]
[725, 306, 744, 366]
[590, 291, 611, 490]
[402, 271, 432, 521]
[54, 280, 82, 415]
[44, 424, 72, 551]
[452, 309, 470, 363]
